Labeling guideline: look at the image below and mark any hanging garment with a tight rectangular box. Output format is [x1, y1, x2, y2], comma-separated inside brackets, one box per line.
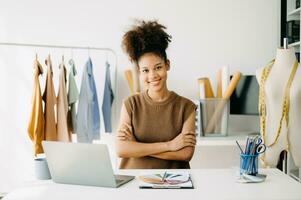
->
[27, 58, 45, 155]
[42, 55, 57, 141]
[67, 59, 79, 133]
[102, 62, 114, 132]
[77, 58, 100, 142]
[57, 61, 71, 142]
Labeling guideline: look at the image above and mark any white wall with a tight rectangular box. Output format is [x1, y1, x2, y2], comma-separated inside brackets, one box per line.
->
[0, 0, 279, 192]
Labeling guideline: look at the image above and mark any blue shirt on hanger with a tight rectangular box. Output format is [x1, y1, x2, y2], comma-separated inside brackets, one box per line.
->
[102, 61, 114, 133]
[76, 58, 100, 143]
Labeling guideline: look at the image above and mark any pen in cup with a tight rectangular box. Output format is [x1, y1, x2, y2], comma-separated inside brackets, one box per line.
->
[235, 140, 243, 154]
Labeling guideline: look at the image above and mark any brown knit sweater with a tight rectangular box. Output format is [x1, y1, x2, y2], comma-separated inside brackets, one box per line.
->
[119, 90, 196, 169]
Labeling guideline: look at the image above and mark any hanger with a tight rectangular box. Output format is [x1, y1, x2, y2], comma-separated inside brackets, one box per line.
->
[59, 54, 65, 69]
[34, 53, 43, 74]
[69, 48, 75, 71]
[45, 54, 54, 75]
[69, 58, 74, 66]
[68, 58, 77, 76]
[69, 56, 75, 69]
[45, 54, 51, 66]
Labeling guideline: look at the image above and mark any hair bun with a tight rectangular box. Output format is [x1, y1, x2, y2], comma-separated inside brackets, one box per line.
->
[122, 20, 171, 63]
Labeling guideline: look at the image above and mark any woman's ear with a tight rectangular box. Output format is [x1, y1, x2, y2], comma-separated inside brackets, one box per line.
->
[166, 59, 170, 71]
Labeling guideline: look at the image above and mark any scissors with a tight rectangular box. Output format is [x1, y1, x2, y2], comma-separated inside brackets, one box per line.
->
[254, 137, 266, 155]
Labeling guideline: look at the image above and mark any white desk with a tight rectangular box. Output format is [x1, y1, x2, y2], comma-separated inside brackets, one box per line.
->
[3, 169, 301, 200]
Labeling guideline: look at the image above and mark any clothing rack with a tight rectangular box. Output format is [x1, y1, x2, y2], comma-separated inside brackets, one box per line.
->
[0, 41, 118, 133]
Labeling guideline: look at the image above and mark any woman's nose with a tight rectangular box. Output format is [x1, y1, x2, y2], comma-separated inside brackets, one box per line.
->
[148, 70, 158, 79]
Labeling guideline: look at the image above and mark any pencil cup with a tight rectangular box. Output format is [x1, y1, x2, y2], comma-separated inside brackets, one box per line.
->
[34, 158, 51, 180]
[240, 154, 258, 175]
[199, 98, 229, 136]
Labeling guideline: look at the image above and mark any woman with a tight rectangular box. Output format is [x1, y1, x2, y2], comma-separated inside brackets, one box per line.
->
[116, 20, 196, 169]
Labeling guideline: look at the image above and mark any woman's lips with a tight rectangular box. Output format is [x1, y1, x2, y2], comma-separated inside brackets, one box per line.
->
[148, 79, 161, 86]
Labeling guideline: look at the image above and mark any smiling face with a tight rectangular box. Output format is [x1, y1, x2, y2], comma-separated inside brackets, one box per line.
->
[137, 53, 170, 93]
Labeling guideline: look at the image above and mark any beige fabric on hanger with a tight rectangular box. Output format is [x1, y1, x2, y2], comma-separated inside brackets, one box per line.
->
[43, 55, 57, 141]
[27, 58, 45, 155]
[57, 60, 71, 142]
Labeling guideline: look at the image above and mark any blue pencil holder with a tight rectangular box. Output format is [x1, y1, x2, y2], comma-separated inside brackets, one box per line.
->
[240, 153, 258, 175]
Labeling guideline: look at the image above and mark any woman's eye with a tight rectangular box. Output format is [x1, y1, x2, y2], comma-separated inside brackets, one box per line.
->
[142, 69, 148, 73]
[155, 66, 162, 70]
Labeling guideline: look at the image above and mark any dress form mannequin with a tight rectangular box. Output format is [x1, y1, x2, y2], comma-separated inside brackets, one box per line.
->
[256, 47, 301, 167]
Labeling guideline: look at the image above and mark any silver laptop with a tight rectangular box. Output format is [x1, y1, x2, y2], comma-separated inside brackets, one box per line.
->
[42, 141, 134, 188]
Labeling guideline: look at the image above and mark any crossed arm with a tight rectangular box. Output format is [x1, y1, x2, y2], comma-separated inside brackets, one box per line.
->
[115, 103, 196, 161]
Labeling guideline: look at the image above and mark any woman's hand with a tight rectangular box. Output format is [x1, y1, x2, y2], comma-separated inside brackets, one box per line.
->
[117, 123, 136, 141]
[167, 131, 196, 151]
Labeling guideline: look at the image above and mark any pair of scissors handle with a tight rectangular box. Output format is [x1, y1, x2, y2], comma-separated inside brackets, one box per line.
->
[256, 144, 266, 154]
[253, 137, 266, 154]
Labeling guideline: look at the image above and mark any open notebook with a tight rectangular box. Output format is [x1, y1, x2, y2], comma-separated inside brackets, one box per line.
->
[138, 172, 194, 189]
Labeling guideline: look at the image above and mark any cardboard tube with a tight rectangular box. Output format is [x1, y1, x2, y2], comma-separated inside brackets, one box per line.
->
[199, 82, 206, 99]
[222, 71, 241, 99]
[216, 69, 222, 98]
[205, 71, 241, 133]
[198, 77, 214, 98]
[221, 66, 229, 95]
[131, 65, 141, 93]
[124, 69, 134, 94]
[221, 66, 229, 135]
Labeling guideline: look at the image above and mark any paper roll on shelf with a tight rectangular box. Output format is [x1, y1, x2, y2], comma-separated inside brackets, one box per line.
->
[221, 66, 229, 134]
[124, 69, 134, 94]
[221, 66, 230, 96]
[198, 77, 214, 98]
[216, 69, 222, 98]
[132, 65, 141, 93]
[199, 82, 206, 99]
[222, 71, 241, 99]
[205, 71, 241, 133]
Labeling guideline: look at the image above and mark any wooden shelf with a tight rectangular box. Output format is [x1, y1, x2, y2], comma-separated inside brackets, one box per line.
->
[288, 7, 301, 16]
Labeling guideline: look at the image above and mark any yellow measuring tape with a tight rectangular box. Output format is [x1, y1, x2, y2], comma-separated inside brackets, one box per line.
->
[259, 59, 298, 163]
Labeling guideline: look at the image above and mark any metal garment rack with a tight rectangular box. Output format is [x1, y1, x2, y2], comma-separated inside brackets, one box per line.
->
[0, 41, 118, 133]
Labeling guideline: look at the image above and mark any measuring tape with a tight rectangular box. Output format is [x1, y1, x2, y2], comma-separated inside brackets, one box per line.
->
[258, 59, 298, 163]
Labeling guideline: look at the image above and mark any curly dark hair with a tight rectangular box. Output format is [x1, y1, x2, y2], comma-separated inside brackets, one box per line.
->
[122, 20, 172, 65]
